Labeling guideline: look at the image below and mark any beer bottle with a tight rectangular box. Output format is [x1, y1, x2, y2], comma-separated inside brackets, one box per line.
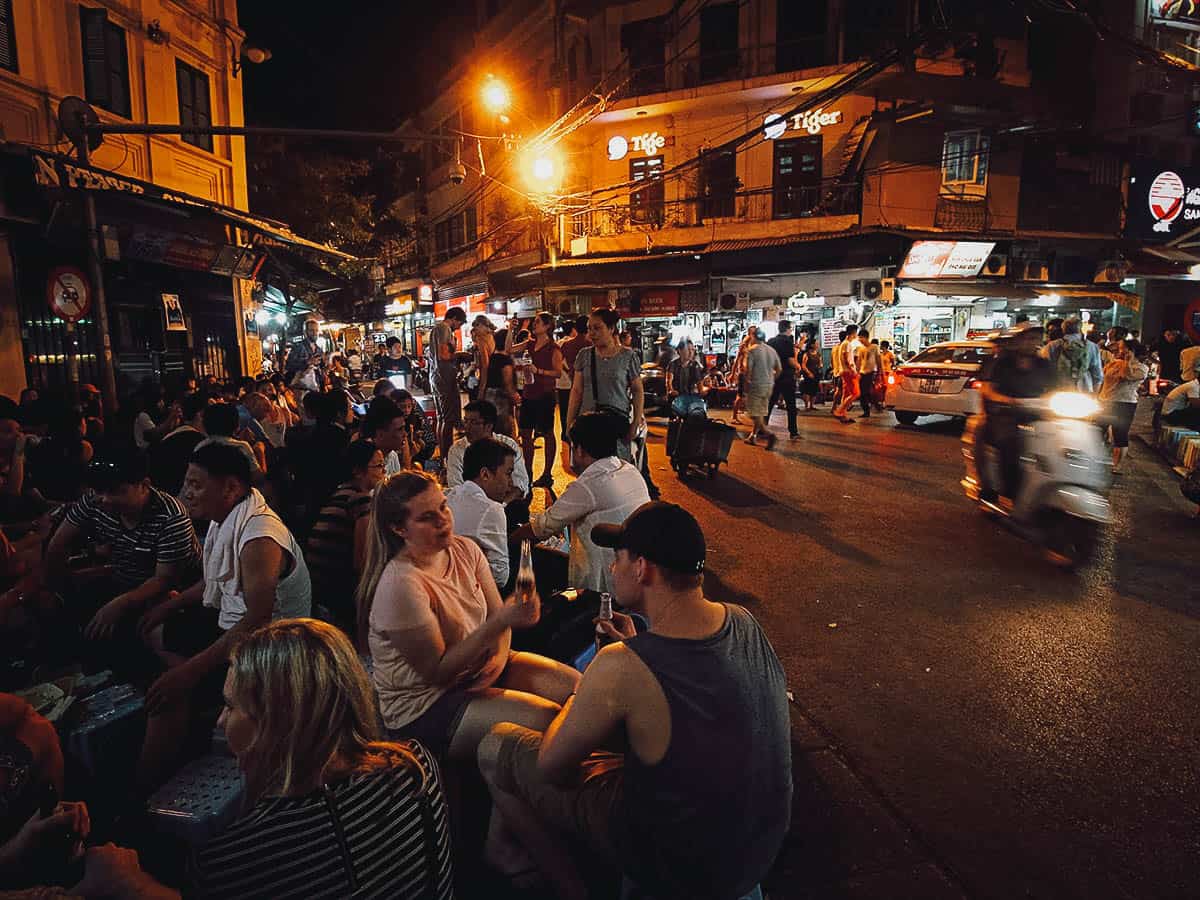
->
[595, 592, 615, 654]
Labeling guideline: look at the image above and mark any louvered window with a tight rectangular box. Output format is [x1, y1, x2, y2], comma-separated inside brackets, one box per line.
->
[0, 0, 17, 73]
[80, 7, 130, 118]
[176, 60, 212, 151]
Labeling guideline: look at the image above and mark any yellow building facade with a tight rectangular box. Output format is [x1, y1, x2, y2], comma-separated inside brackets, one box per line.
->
[0, 0, 253, 399]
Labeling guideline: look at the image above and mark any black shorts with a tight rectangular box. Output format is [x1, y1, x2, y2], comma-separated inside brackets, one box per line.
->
[519, 394, 556, 433]
[161, 605, 228, 710]
[386, 687, 474, 758]
[1108, 401, 1137, 449]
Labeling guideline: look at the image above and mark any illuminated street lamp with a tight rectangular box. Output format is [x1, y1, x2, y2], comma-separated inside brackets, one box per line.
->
[482, 76, 510, 115]
[524, 147, 562, 193]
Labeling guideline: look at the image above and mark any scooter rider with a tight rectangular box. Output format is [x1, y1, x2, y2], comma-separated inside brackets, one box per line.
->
[975, 325, 1055, 503]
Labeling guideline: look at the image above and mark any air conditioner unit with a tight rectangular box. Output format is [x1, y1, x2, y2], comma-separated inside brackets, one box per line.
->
[860, 279, 884, 302]
[719, 293, 738, 310]
[1014, 259, 1049, 282]
[982, 254, 1008, 277]
[879, 277, 896, 306]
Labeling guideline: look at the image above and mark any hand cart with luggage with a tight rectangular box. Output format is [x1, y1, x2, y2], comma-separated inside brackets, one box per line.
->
[666, 394, 735, 480]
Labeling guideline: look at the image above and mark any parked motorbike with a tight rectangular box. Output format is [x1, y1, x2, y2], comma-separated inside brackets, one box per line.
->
[962, 391, 1111, 568]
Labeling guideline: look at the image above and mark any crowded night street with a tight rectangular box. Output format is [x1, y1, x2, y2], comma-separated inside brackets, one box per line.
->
[637, 406, 1199, 899]
[5, 0, 1200, 898]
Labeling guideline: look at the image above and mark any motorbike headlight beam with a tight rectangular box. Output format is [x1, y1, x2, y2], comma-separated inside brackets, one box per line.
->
[1048, 392, 1100, 419]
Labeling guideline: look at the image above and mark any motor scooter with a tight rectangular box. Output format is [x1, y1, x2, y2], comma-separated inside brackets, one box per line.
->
[962, 391, 1111, 568]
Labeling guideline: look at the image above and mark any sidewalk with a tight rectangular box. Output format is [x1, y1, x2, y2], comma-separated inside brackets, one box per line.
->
[765, 703, 965, 899]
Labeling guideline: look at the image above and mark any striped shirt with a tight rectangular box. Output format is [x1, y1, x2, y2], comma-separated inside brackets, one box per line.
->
[305, 483, 372, 617]
[189, 744, 454, 900]
[65, 488, 199, 590]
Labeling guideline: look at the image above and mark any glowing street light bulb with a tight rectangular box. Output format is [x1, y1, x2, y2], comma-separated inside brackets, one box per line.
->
[532, 154, 555, 181]
[482, 78, 510, 114]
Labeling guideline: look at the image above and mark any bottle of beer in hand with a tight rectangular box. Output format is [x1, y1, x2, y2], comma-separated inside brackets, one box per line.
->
[516, 540, 535, 603]
[595, 592, 614, 654]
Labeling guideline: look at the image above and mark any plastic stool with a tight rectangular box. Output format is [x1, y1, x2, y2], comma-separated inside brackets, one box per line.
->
[66, 684, 146, 780]
[146, 753, 245, 844]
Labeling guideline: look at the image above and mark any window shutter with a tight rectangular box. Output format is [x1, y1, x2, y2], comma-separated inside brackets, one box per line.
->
[80, 8, 111, 111]
[176, 61, 194, 127]
[0, 0, 18, 73]
[104, 20, 130, 117]
[465, 206, 477, 243]
[194, 69, 212, 145]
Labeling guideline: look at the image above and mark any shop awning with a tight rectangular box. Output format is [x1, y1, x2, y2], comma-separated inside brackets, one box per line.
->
[23, 147, 355, 265]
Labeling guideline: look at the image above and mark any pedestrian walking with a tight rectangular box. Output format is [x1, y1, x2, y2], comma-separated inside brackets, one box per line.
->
[426, 306, 468, 461]
[799, 341, 822, 410]
[556, 316, 591, 465]
[512, 312, 564, 488]
[743, 328, 782, 449]
[767, 320, 801, 440]
[855, 329, 881, 418]
[833, 326, 860, 423]
[731, 327, 754, 425]
[1099, 338, 1148, 473]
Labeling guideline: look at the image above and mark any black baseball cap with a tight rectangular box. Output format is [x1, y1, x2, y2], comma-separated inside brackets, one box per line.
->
[591, 502, 706, 574]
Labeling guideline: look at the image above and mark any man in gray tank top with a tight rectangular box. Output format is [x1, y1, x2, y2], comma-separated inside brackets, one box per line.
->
[478, 502, 792, 899]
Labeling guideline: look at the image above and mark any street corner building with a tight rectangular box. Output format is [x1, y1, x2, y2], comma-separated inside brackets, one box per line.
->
[0, 0, 352, 405]
[366, 0, 1198, 383]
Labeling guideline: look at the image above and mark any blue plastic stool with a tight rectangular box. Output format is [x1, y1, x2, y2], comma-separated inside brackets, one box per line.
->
[146, 753, 245, 844]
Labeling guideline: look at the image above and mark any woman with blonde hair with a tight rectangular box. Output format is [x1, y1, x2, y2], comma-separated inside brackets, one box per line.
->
[356, 471, 578, 761]
[73, 618, 455, 898]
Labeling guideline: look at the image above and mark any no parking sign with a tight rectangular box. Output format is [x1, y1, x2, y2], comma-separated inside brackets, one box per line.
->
[46, 266, 92, 322]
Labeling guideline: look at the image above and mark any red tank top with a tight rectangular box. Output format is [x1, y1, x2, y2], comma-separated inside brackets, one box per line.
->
[523, 340, 557, 399]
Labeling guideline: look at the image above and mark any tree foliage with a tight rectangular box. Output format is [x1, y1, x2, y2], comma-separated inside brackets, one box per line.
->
[247, 137, 417, 272]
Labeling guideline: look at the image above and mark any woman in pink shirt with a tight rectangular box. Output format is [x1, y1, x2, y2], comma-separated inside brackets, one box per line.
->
[356, 472, 579, 761]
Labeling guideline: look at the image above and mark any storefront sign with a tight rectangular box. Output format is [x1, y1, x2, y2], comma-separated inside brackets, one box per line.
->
[1127, 163, 1200, 240]
[637, 288, 679, 316]
[787, 291, 825, 309]
[763, 108, 843, 140]
[897, 240, 996, 278]
[607, 131, 667, 161]
[820, 318, 847, 349]
[162, 293, 187, 331]
[385, 297, 414, 316]
[418, 283, 433, 302]
[46, 266, 91, 321]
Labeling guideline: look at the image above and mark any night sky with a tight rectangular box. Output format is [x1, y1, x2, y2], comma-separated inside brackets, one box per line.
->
[236, 0, 477, 130]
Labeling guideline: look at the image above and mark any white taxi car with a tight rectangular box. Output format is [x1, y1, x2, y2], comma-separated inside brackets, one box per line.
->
[885, 340, 996, 426]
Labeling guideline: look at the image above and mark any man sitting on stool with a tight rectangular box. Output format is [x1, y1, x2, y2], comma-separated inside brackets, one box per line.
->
[445, 438, 516, 590]
[479, 502, 792, 900]
[136, 443, 311, 790]
[447, 400, 529, 526]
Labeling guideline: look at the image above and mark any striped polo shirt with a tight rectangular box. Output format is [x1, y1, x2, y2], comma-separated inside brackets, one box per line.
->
[65, 488, 199, 590]
[190, 744, 454, 899]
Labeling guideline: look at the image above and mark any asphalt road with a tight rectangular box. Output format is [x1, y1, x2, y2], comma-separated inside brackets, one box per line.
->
[643, 403, 1199, 899]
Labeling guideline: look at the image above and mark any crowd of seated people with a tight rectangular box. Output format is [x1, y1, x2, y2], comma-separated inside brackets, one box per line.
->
[0, 317, 792, 897]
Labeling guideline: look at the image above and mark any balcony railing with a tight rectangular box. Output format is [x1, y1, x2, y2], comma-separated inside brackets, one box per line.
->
[569, 183, 861, 239]
[615, 39, 833, 100]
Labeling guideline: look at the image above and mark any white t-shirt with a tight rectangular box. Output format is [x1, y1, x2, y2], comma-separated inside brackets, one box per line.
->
[1163, 379, 1200, 415]
[445, 433, 529, 496]
[368, 536, 493, 729]
[203, 502, 312, 630]
[446, 481, 509, 588]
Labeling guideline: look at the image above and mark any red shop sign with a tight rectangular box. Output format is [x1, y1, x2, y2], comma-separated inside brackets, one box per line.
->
[638, 288, 679, 316]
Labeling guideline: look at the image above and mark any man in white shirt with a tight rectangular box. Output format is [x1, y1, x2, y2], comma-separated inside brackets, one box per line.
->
[855, 330, 882, 419]
[137, 442, 311, 790]
[511, 412, 649, 593]
[1163, 377, 1200, 427]
[447, 399, 530, 498]
[446, 438, 515, 589]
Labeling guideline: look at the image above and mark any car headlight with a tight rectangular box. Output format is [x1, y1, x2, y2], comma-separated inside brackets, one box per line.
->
[1048, 391, 1100, 419]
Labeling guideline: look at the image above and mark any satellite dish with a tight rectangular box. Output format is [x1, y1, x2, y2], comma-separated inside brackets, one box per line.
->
[57, 97, 103, 154]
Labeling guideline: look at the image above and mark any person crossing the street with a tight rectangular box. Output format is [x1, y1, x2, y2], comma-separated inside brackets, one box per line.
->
[833, 326, 861, 424]
[767, 320, 801, 440]
[743, 328, 782, 449]
[855, 329, 882, 419]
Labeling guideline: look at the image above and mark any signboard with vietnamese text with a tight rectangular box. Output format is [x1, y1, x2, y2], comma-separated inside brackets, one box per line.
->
[1126, 162, 1200, 242]
[637, 288, 680, 317]
[820, 318, 847, 349]
[897, 241, 996, 278]
[1150, 1, 1200, 27]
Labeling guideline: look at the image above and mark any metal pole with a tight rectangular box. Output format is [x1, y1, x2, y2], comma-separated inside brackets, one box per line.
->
[91, 122, 469, 143]
[76, 141, 120, 413]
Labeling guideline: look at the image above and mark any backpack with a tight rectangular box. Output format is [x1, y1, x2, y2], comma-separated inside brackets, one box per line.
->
[1056, 339, 1089, 388]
